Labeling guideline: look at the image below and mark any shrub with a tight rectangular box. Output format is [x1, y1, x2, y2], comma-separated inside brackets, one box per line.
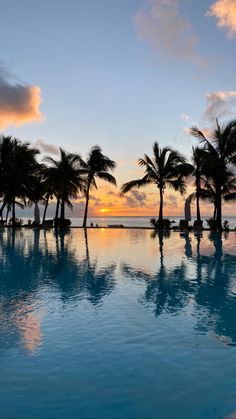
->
[223, 220, 229, 231]
[54, 218, 71, 228]
[9, 218, 22, 227]
[150, 218, 174, 229]
[206, 218, 219, 230]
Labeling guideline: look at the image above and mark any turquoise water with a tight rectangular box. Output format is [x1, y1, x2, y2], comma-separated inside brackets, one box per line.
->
[1, 229, 236, 418]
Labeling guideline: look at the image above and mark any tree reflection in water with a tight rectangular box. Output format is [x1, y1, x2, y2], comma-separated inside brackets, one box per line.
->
[0, 228, 116, 353]
[122, 230, 236, 345]
[2, 228, 236, 351]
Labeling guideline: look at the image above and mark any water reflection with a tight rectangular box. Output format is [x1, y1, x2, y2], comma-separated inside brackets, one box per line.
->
[2, 229, 236, 419]
[1, 228, 236, 352]
[0, 228, 116, 353]
[122, 230, 236, 345]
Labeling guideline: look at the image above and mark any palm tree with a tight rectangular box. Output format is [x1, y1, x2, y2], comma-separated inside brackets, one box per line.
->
[44, 148, 85, 223]
[198, 175, 236, 220]
[26, 168, 46, 224]
[187, 146, 207, 222]
[81, 146, 116, 228]
[41, 165, 61, 223]
[190, 119, 236, 229]
[121, 142, 191, 223]
[0, 136, 40, 226]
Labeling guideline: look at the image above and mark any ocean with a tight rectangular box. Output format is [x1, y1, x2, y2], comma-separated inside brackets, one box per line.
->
[62, 216, 236, 229]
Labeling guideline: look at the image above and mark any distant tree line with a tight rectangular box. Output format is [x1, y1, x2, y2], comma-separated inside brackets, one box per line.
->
[1, 119, 236, 230]
[0, 137, 116, 227]
[122, 119, 236, 230]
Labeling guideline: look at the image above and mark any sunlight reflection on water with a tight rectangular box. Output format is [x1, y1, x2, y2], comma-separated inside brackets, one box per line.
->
[1, 229, 236, 418]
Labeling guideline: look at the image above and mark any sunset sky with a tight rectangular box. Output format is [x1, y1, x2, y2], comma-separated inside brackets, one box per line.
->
[1, 0, 236, 217]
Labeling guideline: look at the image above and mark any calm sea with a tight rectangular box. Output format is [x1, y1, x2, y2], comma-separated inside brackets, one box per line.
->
[63, 216, 236, 229]
[20, 215, 236, 229]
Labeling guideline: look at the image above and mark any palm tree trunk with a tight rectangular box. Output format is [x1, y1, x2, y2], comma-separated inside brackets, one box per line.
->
[213, 203, 217, 220]
[196, 193, 201, 222]
[83, 183, 90, 228]
[60, 198, 65, 220]
[6, 206, 10, 224]
[217, 196, 222, 230]
[12, 200, 16, 228]
[0, 200, 6, 220]
[216, 186, 222, 230]
[55, 198, 60, 219]
[158, 187, 163, 223]
[42, 194, 50, 223]
[196, 178, 201, 222]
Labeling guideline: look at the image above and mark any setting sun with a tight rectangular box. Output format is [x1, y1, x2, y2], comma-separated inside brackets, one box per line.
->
[100, 208, 109, 213]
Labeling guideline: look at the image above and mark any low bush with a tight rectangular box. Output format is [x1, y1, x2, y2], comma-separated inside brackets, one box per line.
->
[54, 218, 71, 228]
[223, 220, 229, 231]
[150, 218, 175, 229]
[206, 218, 230, 231]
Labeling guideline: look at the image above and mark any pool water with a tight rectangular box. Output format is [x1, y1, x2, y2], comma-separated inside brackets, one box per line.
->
[1, 228, 236, 419]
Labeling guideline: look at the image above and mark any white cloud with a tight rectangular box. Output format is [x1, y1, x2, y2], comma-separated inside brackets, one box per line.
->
[204, 91, 236, 122]
[135, 0, 206, 66]
[34, 139, 59, 155]
[181, 113, 191, 121]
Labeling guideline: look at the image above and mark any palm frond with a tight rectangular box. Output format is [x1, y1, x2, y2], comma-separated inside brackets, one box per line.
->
[96, 172, 117, 186]
[121, 175, 151, 194]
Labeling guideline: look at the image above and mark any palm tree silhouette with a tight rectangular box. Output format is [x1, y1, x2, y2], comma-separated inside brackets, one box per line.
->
[0, 136, 40, 226]
[41, 165, 62, 223]
[198, 175, 236, 221]
[81, 146, 116, 228]
[190, 119, 236, 229]
[187, 147, 207, 222]
[121, 142, 191, 223]
[45, 148, 85, 223]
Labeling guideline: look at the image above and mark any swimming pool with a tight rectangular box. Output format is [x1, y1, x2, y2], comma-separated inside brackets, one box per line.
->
[1, 228, 236, 418]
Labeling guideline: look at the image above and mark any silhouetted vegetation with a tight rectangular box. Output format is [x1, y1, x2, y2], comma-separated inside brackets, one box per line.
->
[79, 146, 116, 228]
[0, 137, 116, 227]
[1, 119, 236, 228]
[121, 120, 236, 230]
[121, 142, 192, 226]
[190, 120, 236, 229]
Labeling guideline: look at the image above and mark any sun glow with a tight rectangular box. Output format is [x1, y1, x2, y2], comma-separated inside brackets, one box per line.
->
[100, 208, 109, 213]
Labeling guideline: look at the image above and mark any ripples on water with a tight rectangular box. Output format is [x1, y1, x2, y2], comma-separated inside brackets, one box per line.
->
[1, 229, 236, 418]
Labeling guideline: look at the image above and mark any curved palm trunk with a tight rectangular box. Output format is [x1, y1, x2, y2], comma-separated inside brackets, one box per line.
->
[83, 182, 91, 228]
[42, 194, 50, 223]
[6, 205, 10, 224]
[0, 200, 7, 220]
[158, 187, 164, 223]
[55, 198, 60, 219]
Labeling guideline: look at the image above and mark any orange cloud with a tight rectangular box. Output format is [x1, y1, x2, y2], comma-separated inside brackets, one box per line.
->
[207, 0, 236, 38]
[0, 67, 43, 130]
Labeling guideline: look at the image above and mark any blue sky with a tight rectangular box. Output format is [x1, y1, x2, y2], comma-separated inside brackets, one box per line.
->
[1, 0, 236, 216]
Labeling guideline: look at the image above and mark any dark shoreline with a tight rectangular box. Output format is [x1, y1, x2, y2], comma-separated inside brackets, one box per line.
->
[1, 225, 236, 232]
